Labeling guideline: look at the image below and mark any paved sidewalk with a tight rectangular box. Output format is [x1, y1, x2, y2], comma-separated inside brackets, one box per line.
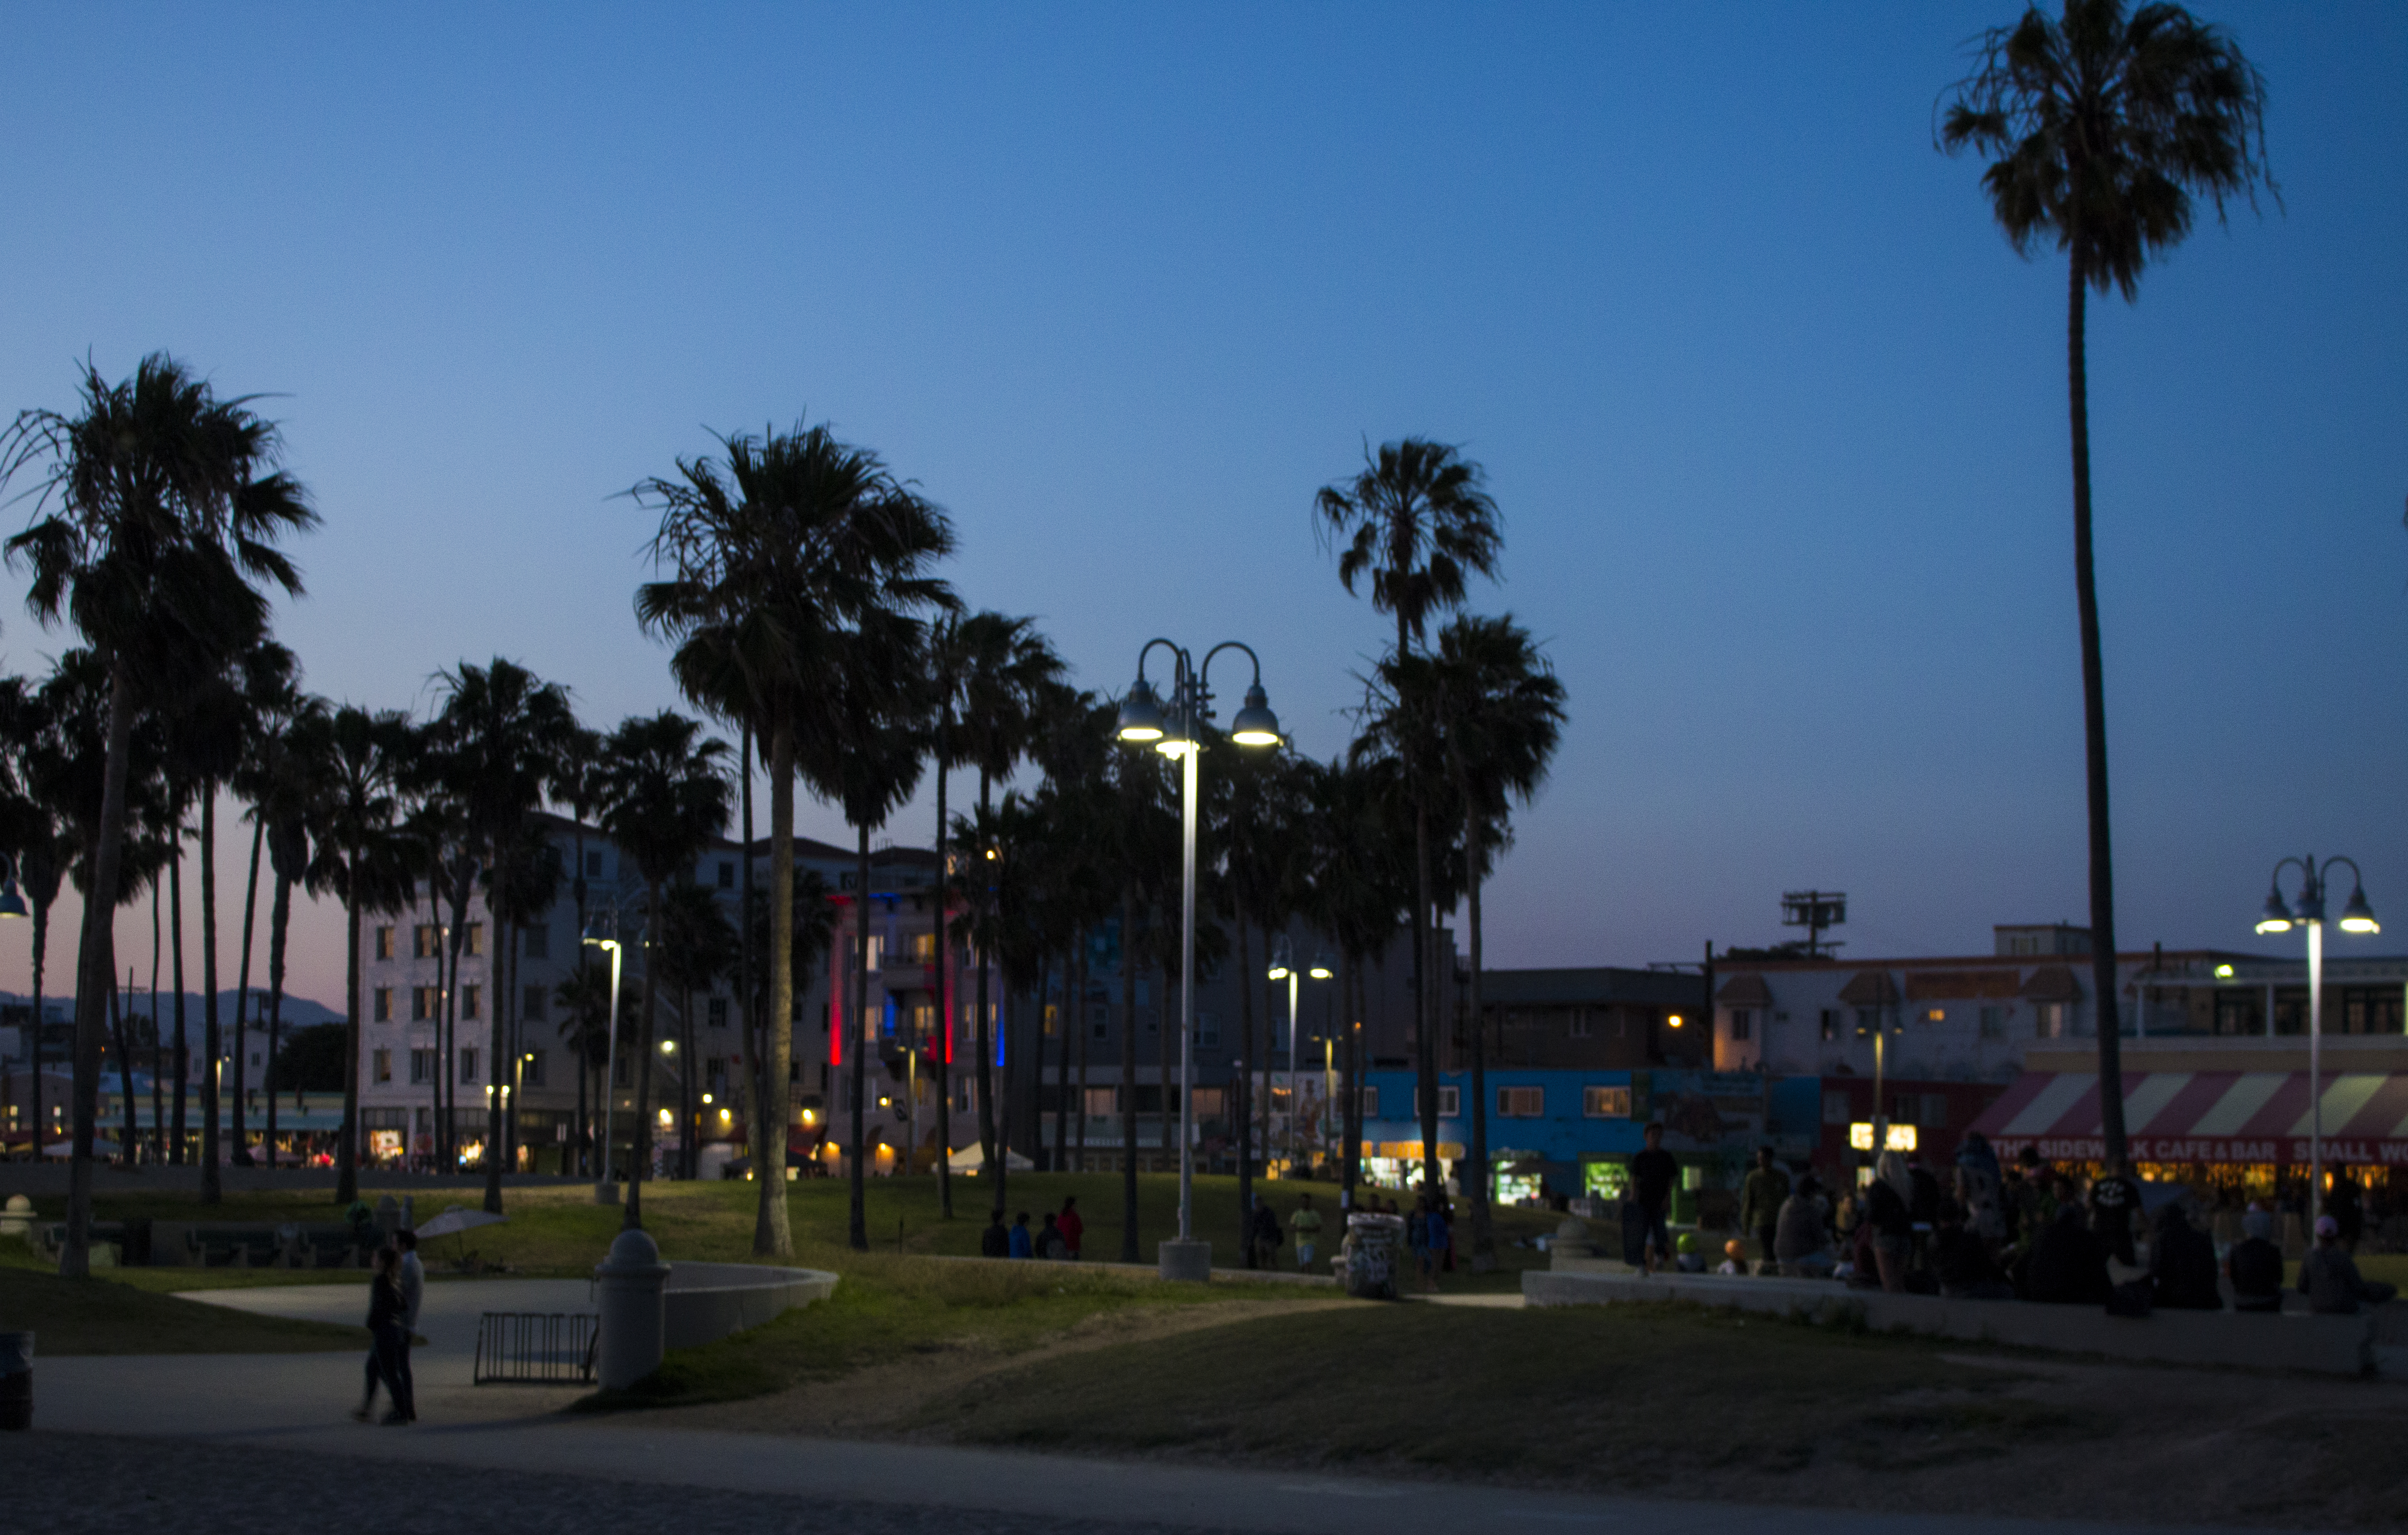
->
[15, 1280, 2315, 1535]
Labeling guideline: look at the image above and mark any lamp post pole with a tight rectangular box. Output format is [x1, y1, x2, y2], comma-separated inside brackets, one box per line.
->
[2255, 855, 2378, 1229]
[585, 906, 625, 1204]
[1116, 640, 1282, 1265]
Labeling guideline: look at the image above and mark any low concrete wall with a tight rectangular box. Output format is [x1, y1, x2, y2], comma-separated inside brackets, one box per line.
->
[916, 1253, 1338, 1287]
[0, 1166, 597, 1197]
[1523, 1267, 2382, 1378]
[661, 1262, 837, 1351]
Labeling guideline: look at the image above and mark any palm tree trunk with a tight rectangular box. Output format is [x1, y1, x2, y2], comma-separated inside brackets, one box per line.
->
[336, 862, 364, 1207]
[109, 969, 138, 1162]
[1462, 790, 1494, 1270]
[483, 844, 507, 1214]
[1052, 945, 1071, 1175]
[1342, 963, 1360, 1208]
[266, 870, 290, 1169]
[933, 747, 952, 1217]
[2066, 241, 2127, 1166]
[200, 788, 223, 1202]
[64, 662, 136, 1277]
[1414, 804, 1439, 1197]
[974, 775, 998, 1199]
[1235, 916, 1255, 1267]
[849, 821, 871, 1250]
[149, 885, 163, 1162]
[169, 825, 188, 1164]
[29, 892, 48, 1161]
[231, 816, 264, 1165]
[628, 880, 663, 1231]
[754, 714, 796, 1257]
[445, 872, 468, 1171]
[1119, 890, 1140, 1263]
[1073, 934, 1089, 1174]
[733, 722, 752, 1192]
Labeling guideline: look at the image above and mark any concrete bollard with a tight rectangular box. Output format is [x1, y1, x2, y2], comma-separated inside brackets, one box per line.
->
[595, 1229, 670, 1390]
[0, 1332, 30, 1431]
[0, 1195, 33, 1240]
[1157, 1239, 1213, 1283]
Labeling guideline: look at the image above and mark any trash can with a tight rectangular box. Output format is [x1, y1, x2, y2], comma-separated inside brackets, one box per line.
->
[1342, 1213, 1404, 1300]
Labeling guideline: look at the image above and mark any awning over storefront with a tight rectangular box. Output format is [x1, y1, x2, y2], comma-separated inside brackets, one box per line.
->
[1970, 1069, 2408, 1164]
[1715, 973, 1773, 1007]
[1838, 971, 1900, 1006]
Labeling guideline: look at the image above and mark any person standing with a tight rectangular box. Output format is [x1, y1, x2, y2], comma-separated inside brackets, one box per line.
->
[1290, 1193, 1325, 1271]
[1008, 1211, 1034, 1259]
[394, 1230, 424, 1421]
[2087, 1159, 2143, 1268]
[1418, 1194, 1450, 1293]
[1737, 1148, 1789, 1274]
[1037, 1211, 1068, 1260]
[1865, 1151, 1916, 1294]
[979, 1209, 1010, 1258]
[1630, 1122, 1678, 1275]
[1057, 1196, 1084, 1260]
[352, 1246, 412, 1425]
[1249, 1197, 1282, 1269]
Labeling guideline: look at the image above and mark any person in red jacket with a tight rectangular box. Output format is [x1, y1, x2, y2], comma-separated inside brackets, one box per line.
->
[1057, 1196, 1084, 1260]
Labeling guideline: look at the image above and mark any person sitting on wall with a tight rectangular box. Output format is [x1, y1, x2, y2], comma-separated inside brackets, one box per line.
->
[2148, 1202, 2223, 1311]
[2225, 1203, 2285, 1314]
[2021, 1201, 2112, 1306]
[1773, 1172, 1834, 1279]
[1933, 1212, 2015, 1300]
[2300, 1214, 2399, 1315]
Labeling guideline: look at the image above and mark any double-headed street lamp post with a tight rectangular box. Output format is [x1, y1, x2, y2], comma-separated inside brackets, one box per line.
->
[1117, 640, 1280, 1270]
[2253, 855, 2379, 1228]
[1267, 940, 1333, 1175]
[583, 904, 625, 1204]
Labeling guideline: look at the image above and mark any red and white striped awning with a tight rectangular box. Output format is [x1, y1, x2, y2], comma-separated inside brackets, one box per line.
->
[1970, 1070, 2408, 1165]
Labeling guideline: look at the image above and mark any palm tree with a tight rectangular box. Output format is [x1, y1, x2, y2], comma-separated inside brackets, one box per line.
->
[1, 355, 315, 1274]
[227, 641, 303, 1167]
[549, 726, 607, 1170]
[632, 420, 956, 1257]
[0, 681, 68, 1161]
[598, 710, 732, 1230]
[291, 704, 414, 1204]
[1315, 437, 1500, 1199]
[942, 614, 1064, 1196]
[1406, 615, 1564, 1268]
[432, 658, 574, 1212]
[255, 696, 329, 1170]
[657, 880, 738, 1179]
[1942, 0, 2272, 1164]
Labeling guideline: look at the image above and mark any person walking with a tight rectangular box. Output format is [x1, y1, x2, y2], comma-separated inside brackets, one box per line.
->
[1249, 1197, 1283, 1269]
[394, 1230, 424, 1420]
[1057, 1196, 1084, 1260]
[1008, 1211, 1034, 1259]
[1290, 1193, 1325, 1271]
[1737, 1148, 1789, 1275]
[1418, 1194, 1450, 1293]
[351, 1246, 413, 1425]
[1630, 1122, 1678, 1275]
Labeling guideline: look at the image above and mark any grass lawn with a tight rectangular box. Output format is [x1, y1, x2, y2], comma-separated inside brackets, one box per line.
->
[0, 1260, 364, 1354]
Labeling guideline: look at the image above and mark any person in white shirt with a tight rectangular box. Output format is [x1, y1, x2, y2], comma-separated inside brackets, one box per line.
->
[394, 1230, 425, 1422]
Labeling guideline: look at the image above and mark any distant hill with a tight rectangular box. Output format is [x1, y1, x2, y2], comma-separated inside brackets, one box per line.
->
[0, 990, 346, 1030]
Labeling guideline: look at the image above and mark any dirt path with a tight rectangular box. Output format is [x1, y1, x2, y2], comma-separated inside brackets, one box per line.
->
[659, 1297, 1352, 1438]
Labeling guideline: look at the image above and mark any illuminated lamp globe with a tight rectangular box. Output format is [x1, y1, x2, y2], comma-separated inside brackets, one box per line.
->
[1116, 679, 1166, 743]
[2255, 887, 2294, 936]
[2339, 885, 2380, 935]
[1229, 683, 1282, 747]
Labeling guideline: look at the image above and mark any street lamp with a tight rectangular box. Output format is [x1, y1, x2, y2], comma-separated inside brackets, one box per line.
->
[1116, 638, 1281, 1269]
[2254, 854, 2379, 1227]
[583, 904, 625, 1205]
[1266, 939, 1334, 1176]
[0, 854, 29, 920]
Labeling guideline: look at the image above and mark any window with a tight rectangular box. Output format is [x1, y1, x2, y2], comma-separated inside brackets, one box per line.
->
[1854, 1008, 1878, 1035]
[524, 986, 549, 1023]
[1924, 1008, 1946, 1023]
[1568, 1009, 1591, 1039]
[708, 996, 729, 1029]
[1819, 1009, 1840, 1042]
[706, 1056, 728, 1096]
[1091, 1004, 1108, 1041]
[522, 923, 549, 959]
[1978, 1006, 2005, 1039]
[464, 922, 483, 957]
[524, 1050, 547, 1087]
[372, 987, 392, 1024]
[409, 986, 433, 1022]
[1195, 1012, 1218, 1048]
[585, 850, 605, 878]
[414, 924, 440, 959]
[1190, 1087, 1224, 1119]
[2036, 1002, 2067, 1039]
[1359, 1086, 1380, 1119]
[1416, 1086, 1460, 1118]
[372, 1049, 391, 1084]
[1728, 1008, 1753, 1042]
[1583, 1085, 1631, 1118]
[459, 1048, 478, 1083]
[1498, 1085, 1544, 1118]
[375, 926, 395, 961]
[462, 984, 480, 1020]
[1084, 1086, 1118, 1116]
[717, 860, 735, 890]
[409, 1048, 436, 1085]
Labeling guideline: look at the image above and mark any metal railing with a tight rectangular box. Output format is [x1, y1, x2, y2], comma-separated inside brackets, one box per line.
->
[472, 1311, 598, 1385]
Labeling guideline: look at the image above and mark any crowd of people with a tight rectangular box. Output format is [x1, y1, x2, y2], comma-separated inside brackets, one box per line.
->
[1639, 1129, 2397, 1317]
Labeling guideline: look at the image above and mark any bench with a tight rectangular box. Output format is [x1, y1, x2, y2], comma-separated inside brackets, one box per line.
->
[1523, 1265, 2386, 1377]
[185, 1225, 284, 1268]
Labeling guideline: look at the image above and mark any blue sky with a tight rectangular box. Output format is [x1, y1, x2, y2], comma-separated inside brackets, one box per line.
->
[0, 4, 2402, 1007]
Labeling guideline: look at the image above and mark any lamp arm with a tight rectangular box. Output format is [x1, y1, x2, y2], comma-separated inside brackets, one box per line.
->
[1133, 638, 1190, 693]
[1198, 641, 1263, 692]
[2269, 855, 2309, 900]
[2322, 854, 2367, 890]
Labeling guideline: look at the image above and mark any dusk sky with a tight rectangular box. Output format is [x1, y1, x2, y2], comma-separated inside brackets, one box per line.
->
[1, 5, 2402, 1011]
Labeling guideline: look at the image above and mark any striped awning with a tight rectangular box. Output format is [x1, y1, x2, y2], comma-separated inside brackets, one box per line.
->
[1970, 1069, 2408, 1164]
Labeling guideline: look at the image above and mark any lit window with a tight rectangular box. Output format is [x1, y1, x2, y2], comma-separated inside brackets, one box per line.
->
[1582, 1086, 1631, 1118]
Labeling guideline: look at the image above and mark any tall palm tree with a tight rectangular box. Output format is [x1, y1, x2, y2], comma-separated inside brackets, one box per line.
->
[0, 680, 68, 1161]
[657, 880, 738, 1179]
[227, 641, 303, 1167]
[1404, 615, 1564, 1267]
[432, 658, 574, 1212]
[1942, 0, 2271, 1164]
[598, 710, 732, 1230]
[1, 355, 315, 1274]
[255, 694, 328, 1169]
[632, 420, 956, 1256]
[489, 820, 564, 1171]
[549, 726, 607, 1170]
[943, 614, 1064, 1194]
[804, 618, 932, 1251]
[1315, 437, 1500, 1199]
[299, 704, 415, 1206]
